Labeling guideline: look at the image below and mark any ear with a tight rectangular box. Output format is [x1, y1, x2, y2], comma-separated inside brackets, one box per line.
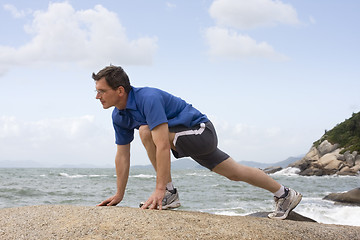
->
[117, 86, 126, 97]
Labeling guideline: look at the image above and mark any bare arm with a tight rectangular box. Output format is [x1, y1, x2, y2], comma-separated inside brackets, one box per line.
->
[141, 123, 171, 210]
[97, 144, 130, 206]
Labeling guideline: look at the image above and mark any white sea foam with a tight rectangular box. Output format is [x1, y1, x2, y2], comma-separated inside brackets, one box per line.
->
[59, 173, 107, 178]
[130, 174, 155, 178]
[59, 172, 86, 178]
[298, 204, 360, 226]
[88, 174, 107, 178]
[271, 167, 300, 176]
[213, 210, 240, 216]
[185, 172, 213, 177]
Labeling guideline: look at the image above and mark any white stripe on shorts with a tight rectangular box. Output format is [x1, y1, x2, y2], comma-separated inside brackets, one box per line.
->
[173, 123, 206, 146]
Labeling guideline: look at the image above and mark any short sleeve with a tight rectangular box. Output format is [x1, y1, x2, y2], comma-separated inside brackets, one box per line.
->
[142, 94, 168, 130]
[112, 108, 135, 145]
[113, 123, 134, 145]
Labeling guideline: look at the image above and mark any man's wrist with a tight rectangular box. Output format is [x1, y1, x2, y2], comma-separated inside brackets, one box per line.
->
[155, 186, 166, 192]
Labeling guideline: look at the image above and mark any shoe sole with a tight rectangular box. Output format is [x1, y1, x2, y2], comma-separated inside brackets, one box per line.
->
[268, 193, 302, 220]
[162, 200, 181, 210]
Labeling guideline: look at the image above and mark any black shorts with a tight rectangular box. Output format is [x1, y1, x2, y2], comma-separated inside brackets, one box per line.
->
[169, 121, 229, 170]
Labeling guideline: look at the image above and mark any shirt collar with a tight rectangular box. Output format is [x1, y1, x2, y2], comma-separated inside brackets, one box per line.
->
[125, 86, 137, 110]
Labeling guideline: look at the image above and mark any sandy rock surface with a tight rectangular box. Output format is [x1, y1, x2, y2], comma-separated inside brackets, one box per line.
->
[0, 205, 359, 240]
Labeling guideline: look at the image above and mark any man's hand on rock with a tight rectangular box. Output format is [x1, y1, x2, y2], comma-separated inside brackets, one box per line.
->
[140, 188, 166, 210]
[97, 194, 122, 206]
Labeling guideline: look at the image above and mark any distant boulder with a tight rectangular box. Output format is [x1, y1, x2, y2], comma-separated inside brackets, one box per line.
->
[323, 188, 360, 205]
[263, 166, 282, 174]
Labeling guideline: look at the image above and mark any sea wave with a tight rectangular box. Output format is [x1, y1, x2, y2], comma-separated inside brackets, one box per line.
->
[1, 168, 359, 227]
[58, 173, 107, 178]
[130, 174, 156, 179]
[270, 167, 300, 176]
[185, 172, 214, 177]
[298, 204, 360, 226]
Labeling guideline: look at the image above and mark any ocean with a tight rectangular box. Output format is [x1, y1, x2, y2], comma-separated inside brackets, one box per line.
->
[0, 167, 359, 227]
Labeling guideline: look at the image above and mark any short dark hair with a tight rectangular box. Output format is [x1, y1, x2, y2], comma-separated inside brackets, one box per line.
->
[92, 65, 132, 93]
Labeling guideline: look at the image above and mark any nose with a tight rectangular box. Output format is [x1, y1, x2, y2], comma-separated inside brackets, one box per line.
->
[96, 92, 101, 99]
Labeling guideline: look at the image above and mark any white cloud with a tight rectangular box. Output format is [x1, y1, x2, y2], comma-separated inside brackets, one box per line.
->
[209, 0, 300, 30]
[0, 115, 115, 165]
[205, 0, 299, 60]
[0, 115, 151, 166]
[0, 2, 158, 74]
[211, 117, 304, 163]
[0, 116, 20, 138]
[0, 114, 308, 166]
[205, 27, 287, 60]
[3, 4, 31, 18]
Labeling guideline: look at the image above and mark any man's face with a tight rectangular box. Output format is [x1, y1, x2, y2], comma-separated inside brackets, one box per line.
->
[95, 77, 121, 109]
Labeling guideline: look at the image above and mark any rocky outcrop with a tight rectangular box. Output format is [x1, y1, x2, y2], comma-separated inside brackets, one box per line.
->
[290, 140, 360, 176]
[2, 205, 360, 240]
[323, 188, 360, 206]
[247, 211, 316, 222]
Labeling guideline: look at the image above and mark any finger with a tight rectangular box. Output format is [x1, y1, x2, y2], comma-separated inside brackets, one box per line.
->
[97, 200, 108, 206]
[107, 200, 118, 206]
[149, 202, 157, 210]
[140, 201, 150, 209]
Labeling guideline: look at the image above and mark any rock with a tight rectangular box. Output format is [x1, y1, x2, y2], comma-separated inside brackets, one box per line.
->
[355, 159, 360, 169]
[247, 211, 316, 222]
[337, 154, 345, 161]
[291, 139, 360, 176]
[289, 158, 311, 172]
[344, 151, 356, 166]
[263, 166, 282, 174]
[337, 163, 359, 175]
[324, 159, 343, 170]
[299, 168, 324, 176]
[319, 153, 338, 166]
[336, 170, 358, 176]
[318, 140, 339, 157]
[1, 205, 359, 240]
[338, 166, 350, 173]
[323, 188, 360, 205]
[303, 146, 320, 161]
[351, 164, 360, 172]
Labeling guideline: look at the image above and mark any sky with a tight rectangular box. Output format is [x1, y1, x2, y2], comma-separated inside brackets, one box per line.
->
[0, 0, 359, 167]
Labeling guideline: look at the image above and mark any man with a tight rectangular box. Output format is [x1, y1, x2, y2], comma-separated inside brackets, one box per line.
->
[94, 65, 302, 220]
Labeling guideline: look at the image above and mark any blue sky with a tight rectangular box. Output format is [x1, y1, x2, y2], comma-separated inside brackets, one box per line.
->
[0, 0, 359, 167]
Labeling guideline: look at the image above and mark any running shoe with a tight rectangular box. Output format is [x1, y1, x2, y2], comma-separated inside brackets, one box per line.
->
[139, 188, 181, 210]
[162, 188, 181, 210]
[268, 188, 302, 220]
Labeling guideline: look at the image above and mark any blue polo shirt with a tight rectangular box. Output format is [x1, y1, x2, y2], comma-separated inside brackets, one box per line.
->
[112, 86, 209, 145]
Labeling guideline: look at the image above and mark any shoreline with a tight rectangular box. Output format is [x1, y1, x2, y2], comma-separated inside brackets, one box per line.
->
[1, 205, 359, 239]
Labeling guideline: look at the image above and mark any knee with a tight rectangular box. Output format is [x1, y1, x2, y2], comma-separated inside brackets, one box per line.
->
[139, 125, 152, 142]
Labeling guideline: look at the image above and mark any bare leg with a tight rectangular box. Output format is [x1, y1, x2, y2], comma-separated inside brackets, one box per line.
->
[212, 157, 281, 193]
[139, 125, 173, 183]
